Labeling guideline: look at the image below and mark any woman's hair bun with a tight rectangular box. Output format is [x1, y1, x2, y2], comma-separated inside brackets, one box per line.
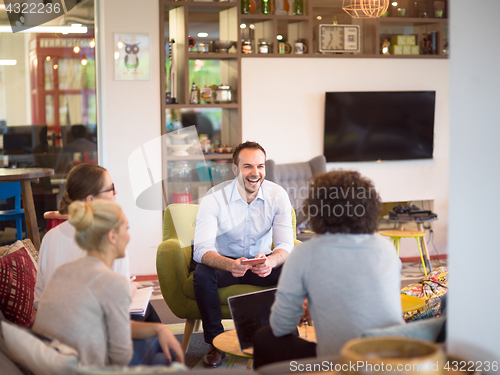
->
[68, 201, 93, 231]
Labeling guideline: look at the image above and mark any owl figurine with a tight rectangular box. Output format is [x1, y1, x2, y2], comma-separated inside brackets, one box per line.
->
[124, 43, 140, 71]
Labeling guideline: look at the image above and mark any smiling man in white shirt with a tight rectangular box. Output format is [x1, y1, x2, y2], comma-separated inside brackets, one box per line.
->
[193, 141, 294, 367]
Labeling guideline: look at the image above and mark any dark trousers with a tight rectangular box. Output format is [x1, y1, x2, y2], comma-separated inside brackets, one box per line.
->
[193, 263, 282, 344]
[253, 325, 317, 369]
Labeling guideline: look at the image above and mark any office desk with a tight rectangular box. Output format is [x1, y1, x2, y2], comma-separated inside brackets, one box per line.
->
[0, 168, 54, 250]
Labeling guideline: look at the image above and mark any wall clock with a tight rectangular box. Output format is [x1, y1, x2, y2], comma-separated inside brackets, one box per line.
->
[319, 24, 360, 53]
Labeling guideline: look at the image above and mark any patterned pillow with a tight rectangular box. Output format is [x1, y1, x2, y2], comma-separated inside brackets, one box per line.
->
[0, 247, 37, 327]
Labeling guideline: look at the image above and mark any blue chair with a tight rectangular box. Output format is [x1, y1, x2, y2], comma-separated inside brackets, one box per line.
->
[0, 182, 26, 241]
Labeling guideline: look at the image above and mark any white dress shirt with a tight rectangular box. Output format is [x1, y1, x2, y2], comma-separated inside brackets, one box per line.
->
[193, 178, 294, 263]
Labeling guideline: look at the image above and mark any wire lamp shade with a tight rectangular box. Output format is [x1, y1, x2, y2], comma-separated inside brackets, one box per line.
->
[342, 0, 389, 18]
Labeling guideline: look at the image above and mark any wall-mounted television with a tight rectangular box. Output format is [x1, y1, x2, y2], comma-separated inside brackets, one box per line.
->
[324, 91, 436, 162]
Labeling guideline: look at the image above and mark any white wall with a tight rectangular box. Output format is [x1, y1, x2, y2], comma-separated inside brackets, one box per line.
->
[242, 58, 449, 257]
[96, 0, 162, 276]
[447, 0, 500, 367]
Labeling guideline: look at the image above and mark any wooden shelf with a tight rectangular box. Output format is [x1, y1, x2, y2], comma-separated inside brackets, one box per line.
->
[188, 52, 238, 59]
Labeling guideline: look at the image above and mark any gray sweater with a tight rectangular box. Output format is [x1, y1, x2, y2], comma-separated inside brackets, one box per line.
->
[33, 256, 133, 367]
[270, 233, 405, 357]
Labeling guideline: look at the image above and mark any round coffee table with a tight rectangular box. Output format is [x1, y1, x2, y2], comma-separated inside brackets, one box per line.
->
[213, 325, 317, 369]
[212, 329, 253, 369]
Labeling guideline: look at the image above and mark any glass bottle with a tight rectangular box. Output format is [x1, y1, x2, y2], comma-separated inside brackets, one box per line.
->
[261, 0, 271, 15]
[242, 0, 251, 14]
[293, 0, 303, 15]
[211, 160, 232, 185]
[189, 82, 200, 104]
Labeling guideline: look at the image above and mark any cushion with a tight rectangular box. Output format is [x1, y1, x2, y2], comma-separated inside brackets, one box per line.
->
[361, 317, 446, 342]
[1, 320, 78, 375]
[0, 246, 38, 327]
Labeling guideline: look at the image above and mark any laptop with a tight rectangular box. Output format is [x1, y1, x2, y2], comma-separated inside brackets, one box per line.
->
[227, 288, 277, 355]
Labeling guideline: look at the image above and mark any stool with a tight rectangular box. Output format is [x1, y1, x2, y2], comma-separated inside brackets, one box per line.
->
[379, 230, 428, 276]
[43, 211, 68, 231]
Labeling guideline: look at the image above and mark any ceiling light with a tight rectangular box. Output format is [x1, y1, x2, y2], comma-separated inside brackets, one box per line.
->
[81, 57, 88, 66]
[197, 32, 208, 38]
[317, 15, 322, 20]
[392, 2, 398, 6]
[117, 41, 124, 49]
[0, 60, 17, 66]
[0, 25, 88, 34]
[240, 24, 247, 29]
[276, 35, 283, 40]
[73, 46, 80, 53]
[46, 56, 51, 61]
[90, 39, 95, 48]
[53, 64, 58, 70]
[114, 51, 120, 60]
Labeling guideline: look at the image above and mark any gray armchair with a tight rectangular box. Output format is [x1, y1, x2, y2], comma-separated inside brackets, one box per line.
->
[265, 155, 327, 225]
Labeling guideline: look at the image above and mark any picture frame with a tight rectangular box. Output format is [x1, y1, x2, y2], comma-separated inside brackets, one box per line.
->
[114, 33, 150, 81]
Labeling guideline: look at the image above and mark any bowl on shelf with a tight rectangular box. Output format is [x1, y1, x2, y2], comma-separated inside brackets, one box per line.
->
[214, 40, 235, 53]
[167, 144, 191, 156]
[167, 133, 190, 144]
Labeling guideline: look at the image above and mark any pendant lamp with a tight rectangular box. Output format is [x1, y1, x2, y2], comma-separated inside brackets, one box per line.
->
[342, 0, 389, 18]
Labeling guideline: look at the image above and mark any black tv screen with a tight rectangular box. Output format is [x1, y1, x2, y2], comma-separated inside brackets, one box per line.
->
[324, 91, 435, 162]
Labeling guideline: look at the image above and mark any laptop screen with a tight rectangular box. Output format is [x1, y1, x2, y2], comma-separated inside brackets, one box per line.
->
[227, 288, 277, 353]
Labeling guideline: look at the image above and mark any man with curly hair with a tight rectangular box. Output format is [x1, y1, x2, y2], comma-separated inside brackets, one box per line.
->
[253, 170, 405, 368]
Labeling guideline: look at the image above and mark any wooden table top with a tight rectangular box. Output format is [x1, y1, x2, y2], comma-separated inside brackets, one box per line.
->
[213, 325, 317, 359]
[0, 168, 54, 181]
[379, 230, 426, 238]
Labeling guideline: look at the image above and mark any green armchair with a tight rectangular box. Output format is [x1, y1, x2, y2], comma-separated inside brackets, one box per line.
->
[156, 203, 300, 353]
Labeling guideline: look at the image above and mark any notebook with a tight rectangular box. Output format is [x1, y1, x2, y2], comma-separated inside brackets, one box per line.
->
[227, 288, 277, 354]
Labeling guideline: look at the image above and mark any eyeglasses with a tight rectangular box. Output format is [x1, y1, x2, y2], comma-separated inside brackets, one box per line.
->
[99, 183, 116, 196]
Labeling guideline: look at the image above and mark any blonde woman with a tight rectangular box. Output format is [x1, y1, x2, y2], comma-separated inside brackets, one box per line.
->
[32, 200, 184, 367]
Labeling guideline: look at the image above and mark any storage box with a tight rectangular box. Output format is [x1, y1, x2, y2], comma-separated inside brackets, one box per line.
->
[390, 35, 416, 46]
[389, 45, 403, 55]
[411, 45, 420, 55]
[391, 35, 407, 45]
[405, 35, 416, 45]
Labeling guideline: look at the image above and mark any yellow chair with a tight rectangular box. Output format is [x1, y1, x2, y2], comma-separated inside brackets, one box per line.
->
[156, 203, 300, 353]
[379, 230, 428, 276]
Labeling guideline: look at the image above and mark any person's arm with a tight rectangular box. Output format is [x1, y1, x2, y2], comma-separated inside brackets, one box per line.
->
[193, 191, 221, 264]
[270, 190, 294, 254]
[201, 251, 250, 278]
[250, 249, 289, 277]
[130, 321, 185, 364]
[102, 277, 134, 366]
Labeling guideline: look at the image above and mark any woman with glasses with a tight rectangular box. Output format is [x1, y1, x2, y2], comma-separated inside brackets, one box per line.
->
[33, 200, 184, 367]
[34, 163, 160, 323]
